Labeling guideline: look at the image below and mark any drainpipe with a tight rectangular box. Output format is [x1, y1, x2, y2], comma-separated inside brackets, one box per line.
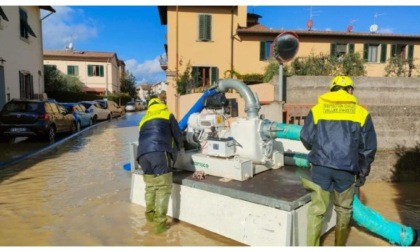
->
[175, 6, 180, 119]
[230, 6, 234, 78]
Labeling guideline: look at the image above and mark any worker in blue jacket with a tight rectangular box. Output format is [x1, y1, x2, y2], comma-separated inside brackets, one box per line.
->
[137, 97, 183, 234]
[300, 76, 377, 246]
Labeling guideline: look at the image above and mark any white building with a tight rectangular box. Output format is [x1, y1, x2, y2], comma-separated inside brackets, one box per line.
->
[0, 6, 55, 108]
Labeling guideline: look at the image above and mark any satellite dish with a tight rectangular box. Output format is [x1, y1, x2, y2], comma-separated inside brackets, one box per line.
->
[347, 25, 353, 32]
[370, 24, 378, 33]
[68, 42, 73, 50]
[273, 32, 299, 63]
[306, 19, 313, 31]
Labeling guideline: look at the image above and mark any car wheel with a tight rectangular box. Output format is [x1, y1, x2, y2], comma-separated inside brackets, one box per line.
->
[47, 127, 56, 144]
[93, 115, 97, 124]
[89, 118, 93, 126]
[76, 121, 81, 132]
[107, 114, 112, 121]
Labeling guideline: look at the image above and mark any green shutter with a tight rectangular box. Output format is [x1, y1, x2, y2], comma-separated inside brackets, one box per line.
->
[67, 66, 71, 75]
[260, 41, 266, 61]
[349, 43, 355, 53]
[211, 67, 219, 84]
[363, 44, 369, 61]
[408, 44, 414, 64]
[199, 14, 211, 41]
[87, 65, 93, 76]
[391, 44, 397, 58]
[380, 44, 387, 63]
[99, 66, 104, 77]
[330, 43, 337, 59]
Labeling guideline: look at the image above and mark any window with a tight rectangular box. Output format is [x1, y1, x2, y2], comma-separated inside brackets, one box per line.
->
[391, 44, 414, 63]
[0, 7, 9, 29]
[198, 14, 212, 41]
[87, 65, 104, 77]
[330, 43, 355, 59]
[19, 8, 36, 39]
[363, 44, 387, 63]
[67, 65, 79, 76]
[19, 71, 33, 99]
[192, 66, 219, 88]
[260, 41, 273, 61]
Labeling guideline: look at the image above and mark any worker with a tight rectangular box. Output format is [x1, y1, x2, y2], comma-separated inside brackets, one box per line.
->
[300, 76, 377, 246]
[136, 97, 183, 234]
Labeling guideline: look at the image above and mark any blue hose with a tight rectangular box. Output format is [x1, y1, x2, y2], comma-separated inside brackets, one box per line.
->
[352, 194, 417, 246]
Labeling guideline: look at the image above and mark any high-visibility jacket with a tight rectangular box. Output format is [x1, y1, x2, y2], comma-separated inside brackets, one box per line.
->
[137, 102, 183, 161]
[300, 90, 377, 177]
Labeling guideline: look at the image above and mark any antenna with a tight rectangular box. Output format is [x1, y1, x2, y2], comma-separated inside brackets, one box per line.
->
[347, 19, 358, 32]
[65, 42, 74, 51]
[306, 6, 322, 31]
[370, 12, 385, 33]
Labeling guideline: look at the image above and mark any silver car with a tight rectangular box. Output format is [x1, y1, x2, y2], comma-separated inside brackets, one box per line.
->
[80, 101, 111, 123]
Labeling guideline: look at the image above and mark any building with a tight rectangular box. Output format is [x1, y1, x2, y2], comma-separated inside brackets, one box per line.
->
[0, 6, 55, 108]
[43, 49, 123, 95]
[150, 81, 167, 95]
[136, 83, 151, 101]
[157, 6, 420, 117]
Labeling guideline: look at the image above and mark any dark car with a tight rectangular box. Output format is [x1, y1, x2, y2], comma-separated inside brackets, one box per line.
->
[0, 99, 76, 143]
[60, 102, 95, 131]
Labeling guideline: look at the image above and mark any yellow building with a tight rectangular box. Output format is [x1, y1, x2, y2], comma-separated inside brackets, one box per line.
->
[43, 49, 123, 95]
[0, 6, 55, 108]
[157, 6, 420, 117]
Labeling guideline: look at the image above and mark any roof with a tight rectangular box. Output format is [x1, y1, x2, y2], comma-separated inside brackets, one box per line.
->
[237, 25, 420, 41]
[44, 50, 121, 63]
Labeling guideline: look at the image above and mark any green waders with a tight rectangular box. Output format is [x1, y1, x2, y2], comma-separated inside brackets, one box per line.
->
[302, 178, 330, 246]
[333, 184, 354, 246]
[143, 172, 173, 234]
[302, 177, 355, 246]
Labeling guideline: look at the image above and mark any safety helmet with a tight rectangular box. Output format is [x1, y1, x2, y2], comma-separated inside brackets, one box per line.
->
[148, 98, 163, 107]
[330, 76, 354, 91]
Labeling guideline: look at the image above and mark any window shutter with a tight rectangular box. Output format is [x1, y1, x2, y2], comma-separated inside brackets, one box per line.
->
[87, 65, 93, 76]
[29, 74, 34, 99]
[408, 44, 414, 64]
[330, 43, 337, 59]
[99, 66, 104, 77]
[19, 71, 24, 98]
[380, 44, 387, 63]
[391, 44, 397, 58]
[211, 67, 219, 84]
[199, 14, 211, 41]
[349, 43, 355, 53]
[192, 67, 199, 86]
[363, 44, 369, 61]
[260, 41, 266, 61]
[67, 66, 71, 75]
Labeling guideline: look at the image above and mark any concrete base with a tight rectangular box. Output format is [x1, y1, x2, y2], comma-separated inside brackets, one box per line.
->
[130, 167, 336, 246]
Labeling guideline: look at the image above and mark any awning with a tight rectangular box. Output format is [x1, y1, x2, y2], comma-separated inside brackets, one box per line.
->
[83, 87, 106, 93]
[0, 7, 9, 21]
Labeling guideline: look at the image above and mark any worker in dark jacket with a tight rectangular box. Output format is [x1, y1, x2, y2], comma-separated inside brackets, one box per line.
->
[300, 76, 377, 246]
[137, 97, 183, 234]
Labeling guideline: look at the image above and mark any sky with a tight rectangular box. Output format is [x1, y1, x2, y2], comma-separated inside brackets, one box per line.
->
[32, 1, 420, 85]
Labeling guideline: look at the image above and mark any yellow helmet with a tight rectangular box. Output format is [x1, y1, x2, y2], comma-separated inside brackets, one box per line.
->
[330, 76, 354, 91]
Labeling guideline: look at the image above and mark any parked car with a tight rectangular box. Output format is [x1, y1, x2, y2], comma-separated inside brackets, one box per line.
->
[125, 101, 142, 112]
[95, 99, 124, 119]
[80, 101, 111, 122]
[60, 102, 95, 131]
[0, 99, 76, 143]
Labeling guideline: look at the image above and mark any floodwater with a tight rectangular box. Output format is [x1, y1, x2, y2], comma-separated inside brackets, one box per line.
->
[0, 112, 418, 246]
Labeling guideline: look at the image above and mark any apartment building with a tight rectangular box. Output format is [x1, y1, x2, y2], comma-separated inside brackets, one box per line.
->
[0, 6, 55, 108]
[157, 6, 420, 115]
[43, 49, 123, 95]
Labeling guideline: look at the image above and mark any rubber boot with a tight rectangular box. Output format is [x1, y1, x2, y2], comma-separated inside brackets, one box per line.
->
[301, 178, 330, 246]
[333, 184, 355, 246]
[153, 172, 173, 234]
[143, 174, 157, 223]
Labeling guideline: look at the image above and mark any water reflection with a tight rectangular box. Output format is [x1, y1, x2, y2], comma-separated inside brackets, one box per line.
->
[0, 111, 418, 246]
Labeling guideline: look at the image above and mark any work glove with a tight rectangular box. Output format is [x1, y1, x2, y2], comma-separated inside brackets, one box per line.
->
[355, 175, 366, 187]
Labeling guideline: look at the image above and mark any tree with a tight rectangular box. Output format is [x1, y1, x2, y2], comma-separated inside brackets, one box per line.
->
[44, 65, 83, 92]
[120, 70, 138, 98]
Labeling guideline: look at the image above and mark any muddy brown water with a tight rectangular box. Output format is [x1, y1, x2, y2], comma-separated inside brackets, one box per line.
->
[0, 112, 418, 246]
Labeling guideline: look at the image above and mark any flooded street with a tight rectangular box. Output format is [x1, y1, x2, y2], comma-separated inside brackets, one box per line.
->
[0, 112, 418, 246]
